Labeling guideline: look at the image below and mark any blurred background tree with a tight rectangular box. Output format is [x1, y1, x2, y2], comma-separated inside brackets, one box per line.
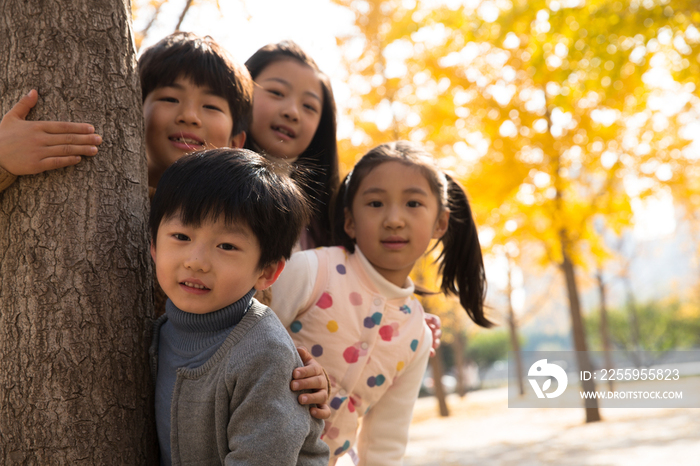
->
[585, 297, 700, 353]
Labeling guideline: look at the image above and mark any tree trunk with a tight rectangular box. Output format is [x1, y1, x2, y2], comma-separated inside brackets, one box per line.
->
[0, 0, 156, 463]
[559, 231, 601, 423]
[430, 345, 450, 417]
[596, 267, 614, 391]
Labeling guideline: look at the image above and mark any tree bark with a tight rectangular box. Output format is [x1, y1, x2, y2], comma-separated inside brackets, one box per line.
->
[0, 0, 156, 463]
[559, 231, 601, 423]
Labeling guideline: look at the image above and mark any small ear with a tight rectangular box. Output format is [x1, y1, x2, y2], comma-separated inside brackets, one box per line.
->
[343, 208, 356, 240]
[150, 241, 157, 263]
[230, 131, 246, 149]
[254, 259, 286, 291]
[432, 210, 450, 239]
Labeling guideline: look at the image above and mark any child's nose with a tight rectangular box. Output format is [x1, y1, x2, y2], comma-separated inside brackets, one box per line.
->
[282, 102, 299, 122]
[384, 207, 405, 229]
[183, 247, 210, 272]
[177, 104, 202, 126]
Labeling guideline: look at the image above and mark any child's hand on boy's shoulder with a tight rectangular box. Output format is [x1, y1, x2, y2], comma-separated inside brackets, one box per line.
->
[291, 346, 331, 420]
[0, 90, 101, 176]
[425, 313, 442, 358]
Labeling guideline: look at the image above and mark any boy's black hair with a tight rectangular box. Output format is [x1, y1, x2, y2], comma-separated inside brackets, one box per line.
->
[139, 32, 253, 137]
[245, 41, 339, 248]
[149, 148, 311, 269]
[332, 141, 493, 328]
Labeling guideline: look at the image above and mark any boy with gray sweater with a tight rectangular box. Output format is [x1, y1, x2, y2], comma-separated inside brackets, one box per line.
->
[148, 148, 329, 465]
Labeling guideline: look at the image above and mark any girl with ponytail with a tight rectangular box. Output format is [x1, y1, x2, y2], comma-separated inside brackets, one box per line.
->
[270, 140, 492, 465]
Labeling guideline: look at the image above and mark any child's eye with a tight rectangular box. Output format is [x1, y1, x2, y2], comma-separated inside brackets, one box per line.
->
[304, 103, 319, 113]
[368, 201, 383, 208]
[267, 89, 283, 97]
[204, 104, 223, 112]
[218, 243, 237, 251]
[173, 233, 190, 241]
[160, 97, 178, 103]
[407, 200, 423, 208]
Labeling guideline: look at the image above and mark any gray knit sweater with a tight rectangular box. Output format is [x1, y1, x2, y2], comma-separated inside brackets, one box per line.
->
[149, 299, 330, 465]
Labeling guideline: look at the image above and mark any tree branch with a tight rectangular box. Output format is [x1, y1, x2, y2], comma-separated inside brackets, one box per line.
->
[175, 0, 194, 31]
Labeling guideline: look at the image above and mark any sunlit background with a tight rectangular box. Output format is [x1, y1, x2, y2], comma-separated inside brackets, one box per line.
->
[133, 1, 700, 463]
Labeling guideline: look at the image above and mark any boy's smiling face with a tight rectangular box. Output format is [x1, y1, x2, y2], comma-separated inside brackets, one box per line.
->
[151, 214, 283, 314]
[143, 76, 246, 188]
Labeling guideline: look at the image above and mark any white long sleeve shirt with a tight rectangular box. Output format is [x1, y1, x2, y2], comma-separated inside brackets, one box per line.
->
[271, 246, 431, 466]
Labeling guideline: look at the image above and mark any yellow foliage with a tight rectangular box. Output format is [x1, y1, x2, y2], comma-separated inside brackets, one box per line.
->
[678, 300, 700, 320]
[334, 0, 700, 325]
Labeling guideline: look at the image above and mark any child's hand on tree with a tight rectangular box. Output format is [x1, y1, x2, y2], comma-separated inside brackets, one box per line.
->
[291, 346, 331, 420]
[425, 313, 442, 357]
[0, 90, 101, 175]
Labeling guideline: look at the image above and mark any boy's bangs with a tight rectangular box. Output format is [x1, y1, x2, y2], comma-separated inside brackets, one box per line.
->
[173, 196, 247, 232]
[148, 52, 230, 100]
[150, 149, 311, 268]
[180, 55, 231, 101]
[162, 166, 251, 231]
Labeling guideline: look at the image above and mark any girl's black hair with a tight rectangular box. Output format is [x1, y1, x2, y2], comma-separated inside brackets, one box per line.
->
[332, 141, 492, 328]
[245, 41, 339, 248]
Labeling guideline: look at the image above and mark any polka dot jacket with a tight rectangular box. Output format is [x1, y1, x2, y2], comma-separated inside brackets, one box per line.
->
[270, 246, 431, 465]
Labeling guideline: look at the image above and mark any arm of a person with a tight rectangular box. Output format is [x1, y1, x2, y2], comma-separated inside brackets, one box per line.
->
[269, 251, 330, 418]
[355, 330, 432, 466]
[269, 250, 318, 327]
[0, 90, 101, 179]
[225, 335, 328, 465]
[424, 313, 442, 357]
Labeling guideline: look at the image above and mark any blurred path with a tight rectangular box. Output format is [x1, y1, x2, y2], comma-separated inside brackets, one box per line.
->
[405, 388, 700, 466]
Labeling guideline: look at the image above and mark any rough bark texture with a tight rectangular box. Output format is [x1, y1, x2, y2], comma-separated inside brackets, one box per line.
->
[0, 0, 156, 463]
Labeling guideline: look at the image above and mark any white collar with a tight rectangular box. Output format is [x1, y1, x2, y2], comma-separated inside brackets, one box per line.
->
[354, 246, 415, 301]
